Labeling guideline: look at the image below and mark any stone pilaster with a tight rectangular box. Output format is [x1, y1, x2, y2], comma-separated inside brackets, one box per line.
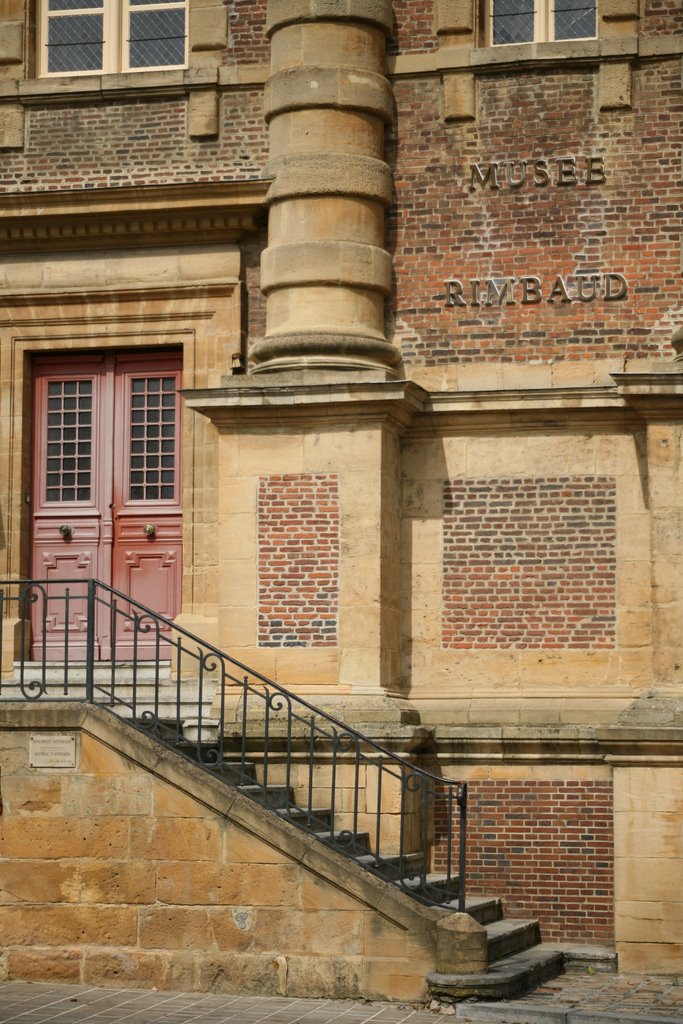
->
[250, 0, 399, 375]
[613, 370, 683, 692]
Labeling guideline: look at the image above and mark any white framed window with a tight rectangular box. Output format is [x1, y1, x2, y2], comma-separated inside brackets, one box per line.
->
[489, 0, 596, 44]
[40, 0, 188, 76]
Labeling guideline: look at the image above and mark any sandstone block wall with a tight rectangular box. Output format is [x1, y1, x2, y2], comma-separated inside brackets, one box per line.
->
[0, 705, 445, 999]
[614, 766, 683, 972]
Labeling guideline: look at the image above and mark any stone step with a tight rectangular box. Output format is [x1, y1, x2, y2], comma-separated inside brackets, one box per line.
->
[275, 806, 333, 830]
[236, 782, 294, 809]
[354, 850, 425, 881]
[427, 945, 564, 1002]
[6, 662, 215, 720]
[486, 918, 541, 963]
[220, 760, 258, 783]
[457, 896, 503, 925]
[314, 829, 372, 855]
[396, 876, 503, 920]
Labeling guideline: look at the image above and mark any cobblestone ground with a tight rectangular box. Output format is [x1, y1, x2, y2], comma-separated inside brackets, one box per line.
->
[520, 970, 683, 1017]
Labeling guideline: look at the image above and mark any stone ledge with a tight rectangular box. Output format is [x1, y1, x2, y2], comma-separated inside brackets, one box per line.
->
[183, 378, 427, 428]
[428, 946, 563, 1001]
[387, 33, 683, 78]
[0, 64, 268, 105]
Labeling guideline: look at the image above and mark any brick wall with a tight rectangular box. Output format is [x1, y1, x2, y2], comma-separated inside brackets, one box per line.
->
[642, 0, 683, 35]
[389, 59, 683, 365]
[258, 474, 340, 648]
[223, 0, 269, 65]
[388, 0, 438, 55]
[442, 477, 617, 650]
[435, 779, 614, 943]
[0, 91, 268, 193]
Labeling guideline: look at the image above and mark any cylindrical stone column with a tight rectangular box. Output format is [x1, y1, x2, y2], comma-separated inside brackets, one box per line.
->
[250, 0, 399, 375]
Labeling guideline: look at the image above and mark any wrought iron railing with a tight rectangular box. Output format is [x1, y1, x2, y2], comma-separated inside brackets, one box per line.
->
[0, 578, 467, 910]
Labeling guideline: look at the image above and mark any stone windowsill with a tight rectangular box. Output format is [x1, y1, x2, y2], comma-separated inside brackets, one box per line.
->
[0, 63, 269, 105]
[389, 32, 682, 77]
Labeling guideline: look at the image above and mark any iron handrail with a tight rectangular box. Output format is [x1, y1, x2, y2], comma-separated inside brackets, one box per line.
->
[0, 577, 467, 911]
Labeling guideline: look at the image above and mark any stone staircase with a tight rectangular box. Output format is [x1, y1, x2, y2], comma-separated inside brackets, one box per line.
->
[175, 742, 564, 1001]
[2, 659, 585, 999]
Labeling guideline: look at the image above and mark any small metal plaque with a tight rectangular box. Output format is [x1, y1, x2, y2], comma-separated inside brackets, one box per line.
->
[29, 733, 77, 769]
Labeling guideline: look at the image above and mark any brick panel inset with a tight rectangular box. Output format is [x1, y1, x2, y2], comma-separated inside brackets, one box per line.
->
[442, 477, 617, 649]
[434, 780, 614, 943]
[258, 474, 339, 647]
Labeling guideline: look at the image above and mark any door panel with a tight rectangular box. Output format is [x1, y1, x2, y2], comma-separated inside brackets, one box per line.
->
[31, 353, 182, 660]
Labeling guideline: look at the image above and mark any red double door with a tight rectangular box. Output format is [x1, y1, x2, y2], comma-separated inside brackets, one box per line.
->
[31, 353, 183, 659]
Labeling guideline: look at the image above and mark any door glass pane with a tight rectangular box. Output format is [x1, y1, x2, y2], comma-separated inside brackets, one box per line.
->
[44, 380, 93, 502]
[128, 376, 176, 501]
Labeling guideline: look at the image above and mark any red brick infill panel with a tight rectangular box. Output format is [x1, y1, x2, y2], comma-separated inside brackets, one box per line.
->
[442, 476, 617, 649]
[258, 474, 340, 647]
[434, 779, 614, 943]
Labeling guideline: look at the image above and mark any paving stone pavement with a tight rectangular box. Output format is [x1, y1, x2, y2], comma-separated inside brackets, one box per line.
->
[1, 976, 683, 1024]
[452, 970, 683, 1023]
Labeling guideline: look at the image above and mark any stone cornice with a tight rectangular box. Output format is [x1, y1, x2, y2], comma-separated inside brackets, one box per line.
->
[185, 374, 683, 432]
[432, 723, 683, 766]
[611, 369, 683, 418]
[183, 378, 428, 430]
[0, 282, 237, 318]
[0, 180, 270, 252]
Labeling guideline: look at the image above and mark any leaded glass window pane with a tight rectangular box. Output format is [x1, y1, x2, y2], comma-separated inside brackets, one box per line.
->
[554, 0, 596, 39]
[47, 12, 103, 72]
[128, 7, 185, 68]
[492, 0, 534, 43]
[43, 0, 187, 75]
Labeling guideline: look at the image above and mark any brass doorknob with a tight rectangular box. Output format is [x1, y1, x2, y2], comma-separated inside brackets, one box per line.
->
[143, 523, 157, 537]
